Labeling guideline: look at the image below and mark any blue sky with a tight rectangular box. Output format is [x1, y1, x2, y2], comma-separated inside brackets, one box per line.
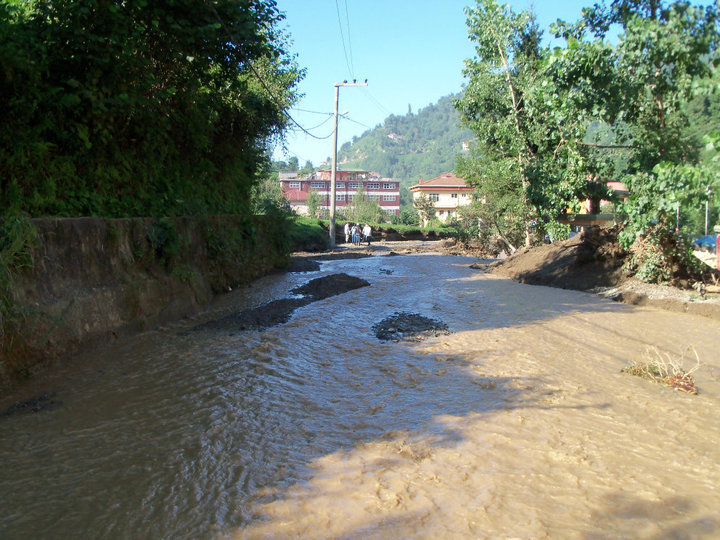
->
[271, 1, 610, 167]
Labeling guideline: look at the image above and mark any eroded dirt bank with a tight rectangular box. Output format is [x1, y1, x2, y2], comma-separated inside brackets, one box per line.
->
[1, 215, 288, 390]
[476, 227, 720, 321]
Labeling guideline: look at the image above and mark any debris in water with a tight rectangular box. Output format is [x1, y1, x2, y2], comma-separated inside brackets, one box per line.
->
[373, 312, 451, 342]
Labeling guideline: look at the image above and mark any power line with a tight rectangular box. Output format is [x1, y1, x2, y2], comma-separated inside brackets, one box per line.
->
[304, 114, 334, 131]
[287, 125, 334, 139]
[292, 107, 333, 116]
[334, 0, 354, 78]
[205, 1, 331, 141]
[341, 114, 372, 129]
[343, 0, 355, 76]
[361, 87, 391, 115]
[275, 147, 313, 166]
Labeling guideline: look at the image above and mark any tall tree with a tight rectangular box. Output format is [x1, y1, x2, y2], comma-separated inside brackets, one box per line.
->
[552, 0, 720, 280]
[455, 0, 545, 248]
[0, 0, 302, 217]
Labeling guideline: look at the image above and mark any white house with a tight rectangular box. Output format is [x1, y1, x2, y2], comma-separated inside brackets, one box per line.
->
[409, 173, 474, 224]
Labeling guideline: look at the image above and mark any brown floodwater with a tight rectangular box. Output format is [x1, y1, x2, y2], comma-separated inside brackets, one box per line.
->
[1, 253, 719, 539]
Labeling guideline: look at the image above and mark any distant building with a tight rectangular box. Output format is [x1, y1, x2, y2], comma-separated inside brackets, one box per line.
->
[279, 169, 400, 216]
[557, 179, 630, 228]
[409, 173, 474, 224]
[278, 170, 300, 181]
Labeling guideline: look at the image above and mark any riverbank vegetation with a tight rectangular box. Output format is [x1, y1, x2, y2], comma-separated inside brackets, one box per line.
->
[454, 0, 719, 284]
[0, 0, 301, 218]
[288, 217, 456, 251]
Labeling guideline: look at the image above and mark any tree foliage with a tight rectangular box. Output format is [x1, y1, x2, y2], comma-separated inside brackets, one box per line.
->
[0, 0, 302, 217]
[412, 193, 436, 226]
[343, 186, 386, 223]
[455, 0, 546, 247]
[457, 0, 720, 280]
[551, 0, 719, 281]
[306, 189, 321, 219]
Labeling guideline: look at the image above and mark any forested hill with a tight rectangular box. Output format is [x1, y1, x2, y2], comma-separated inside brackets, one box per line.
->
[337, 94, 474, 181]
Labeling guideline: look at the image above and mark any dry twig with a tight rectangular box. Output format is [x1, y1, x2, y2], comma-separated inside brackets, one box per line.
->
[622, 346, 701, 394]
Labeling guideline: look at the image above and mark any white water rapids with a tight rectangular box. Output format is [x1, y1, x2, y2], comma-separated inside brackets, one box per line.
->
[1, 252, 719, 539]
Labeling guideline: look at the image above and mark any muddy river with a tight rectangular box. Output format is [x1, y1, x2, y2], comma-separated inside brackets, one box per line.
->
[1, 252, 719, 538]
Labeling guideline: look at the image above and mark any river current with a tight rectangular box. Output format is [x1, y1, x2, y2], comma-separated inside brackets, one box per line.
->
[1, 252, 719, 538]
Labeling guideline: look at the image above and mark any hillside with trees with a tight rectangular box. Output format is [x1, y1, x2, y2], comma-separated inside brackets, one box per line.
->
[337, 94, 474, 182]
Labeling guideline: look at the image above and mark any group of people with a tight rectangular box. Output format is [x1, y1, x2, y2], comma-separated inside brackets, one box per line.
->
[344, 222, 372, 246]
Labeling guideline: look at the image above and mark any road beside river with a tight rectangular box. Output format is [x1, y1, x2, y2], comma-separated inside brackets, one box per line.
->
[2, 250, 719, 539]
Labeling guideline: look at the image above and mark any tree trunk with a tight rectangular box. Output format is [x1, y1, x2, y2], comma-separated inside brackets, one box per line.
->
[498, 44, 532, 248]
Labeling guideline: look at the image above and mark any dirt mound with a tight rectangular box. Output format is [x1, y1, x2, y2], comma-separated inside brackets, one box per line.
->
[194, 273, 370, 332]
[479, 227, 720, 320]
[373, 312, 451, 342]
[291, 273, 369, 300]
[485, 227, 627, 290]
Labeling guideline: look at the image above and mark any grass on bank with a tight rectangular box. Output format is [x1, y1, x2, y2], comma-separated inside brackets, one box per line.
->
[287, 217, 328, 251]
[287, 217, 458, 252]
[622, 346, 701, 394]
[313, 217, 457, 236]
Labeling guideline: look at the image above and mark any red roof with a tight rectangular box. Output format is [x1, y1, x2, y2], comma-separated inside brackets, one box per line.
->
[409, 173, 472, 191]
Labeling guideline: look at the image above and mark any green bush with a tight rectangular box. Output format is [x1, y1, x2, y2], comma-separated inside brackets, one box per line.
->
[0, 214, 38, 347]
[0, 1, 302, 219]
[288, 217, 328, 250]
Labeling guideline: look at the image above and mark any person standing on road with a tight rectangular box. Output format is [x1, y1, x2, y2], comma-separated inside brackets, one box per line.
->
[344, 222, 350, 244]
[363, 224, 372, 246]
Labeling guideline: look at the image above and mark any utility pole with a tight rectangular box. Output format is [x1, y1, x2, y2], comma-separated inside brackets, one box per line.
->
[329, 80, 367, 248]
[705, 185, 711, 236]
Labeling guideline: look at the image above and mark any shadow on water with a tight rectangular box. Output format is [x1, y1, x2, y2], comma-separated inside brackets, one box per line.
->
[583, 492, 718, 539]
[0, 253, 670, 538]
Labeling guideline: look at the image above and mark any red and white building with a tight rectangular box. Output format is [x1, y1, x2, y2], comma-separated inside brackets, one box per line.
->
[279, 169, 400, 216]
[409, 173, 474, 224]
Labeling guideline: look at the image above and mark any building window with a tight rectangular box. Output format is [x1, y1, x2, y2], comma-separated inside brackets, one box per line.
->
[368, 194, 380, 201]
[349, 182, 360, 189]
[337, 182, 345, 188]
[367, 182, 380, 190]
[336, 193, 345, 201]
[429, 193, 439, 202]
[451, 193, 458, 198]
[382, 195, 396, 201]
[348, 194, 354, 201]
[310, 181, 325, 189]
[461, 193, 467, 198]
[383, 183, 395, 190]
[288, 181, 301, 189]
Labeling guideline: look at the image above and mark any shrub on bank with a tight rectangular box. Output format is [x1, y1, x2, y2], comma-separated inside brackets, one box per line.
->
[288, 218, 329, 251]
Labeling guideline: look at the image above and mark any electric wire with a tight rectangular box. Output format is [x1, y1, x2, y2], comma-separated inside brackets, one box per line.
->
[362, 87, 391, 115]
[205, 1, 333, 140]
[277, 147, 313, 167]
[334, 0, 354, 78]
[292, 107, 334, 116]
[343, 0, 355, 77]
[340, 114, 372, 129]
[303, 114, 333, 131]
